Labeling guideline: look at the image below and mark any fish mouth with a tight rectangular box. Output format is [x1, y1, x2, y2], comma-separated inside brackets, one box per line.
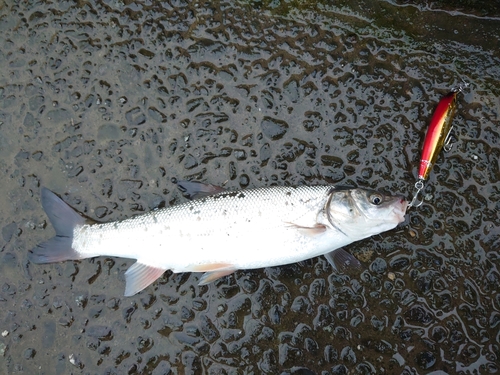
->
[393, 198, 408, 223]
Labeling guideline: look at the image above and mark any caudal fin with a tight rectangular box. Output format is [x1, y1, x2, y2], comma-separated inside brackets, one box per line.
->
[29, 188, 87, 264]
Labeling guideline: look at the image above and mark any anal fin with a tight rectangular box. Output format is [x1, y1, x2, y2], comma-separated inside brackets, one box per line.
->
[188, 263, 237, 285]
[199, 269, 236, 285]
[124, 262, 167, 297]
[190, 263, 235, 272]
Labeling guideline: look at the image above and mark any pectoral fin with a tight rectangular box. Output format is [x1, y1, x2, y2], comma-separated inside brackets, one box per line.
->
[324, 249, 362, 272]
[124, 262, 167, 297]
[287, 223, 327, 236]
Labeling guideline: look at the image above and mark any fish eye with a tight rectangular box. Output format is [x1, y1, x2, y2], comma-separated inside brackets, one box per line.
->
[370, 193, 383, 205]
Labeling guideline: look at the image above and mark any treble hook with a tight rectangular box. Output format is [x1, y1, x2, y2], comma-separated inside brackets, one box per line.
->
[443, 125, 455, 152]
[408, 179, 425, 209]
[453, 80, 469, 94]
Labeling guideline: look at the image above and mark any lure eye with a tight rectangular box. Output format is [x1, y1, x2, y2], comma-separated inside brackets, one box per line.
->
[370, 193, 383, 205]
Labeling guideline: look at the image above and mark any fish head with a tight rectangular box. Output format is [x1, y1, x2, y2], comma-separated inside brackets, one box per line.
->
[326, 188, 408, 239]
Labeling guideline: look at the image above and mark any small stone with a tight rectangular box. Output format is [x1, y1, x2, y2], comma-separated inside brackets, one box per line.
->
[69, 353, 83, 368]
[23, 348, 36, 359]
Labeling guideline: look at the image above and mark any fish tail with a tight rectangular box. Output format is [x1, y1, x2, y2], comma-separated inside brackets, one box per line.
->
[29, 188, 87, 263]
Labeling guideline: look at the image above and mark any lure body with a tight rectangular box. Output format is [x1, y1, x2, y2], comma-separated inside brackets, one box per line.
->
[418, 90, 458, 180]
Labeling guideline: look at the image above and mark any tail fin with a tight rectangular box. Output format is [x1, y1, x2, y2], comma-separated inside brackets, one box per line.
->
[29, 188, 87, 263]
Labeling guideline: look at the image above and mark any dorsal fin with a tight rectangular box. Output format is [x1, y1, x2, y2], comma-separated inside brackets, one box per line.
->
[177, 181, 226, 200]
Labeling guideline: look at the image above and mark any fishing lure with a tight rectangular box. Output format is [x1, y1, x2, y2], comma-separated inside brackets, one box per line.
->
[409, 89, 460, 208]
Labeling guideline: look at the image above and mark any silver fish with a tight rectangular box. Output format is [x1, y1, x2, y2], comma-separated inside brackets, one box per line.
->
[29, 182, 407, 296]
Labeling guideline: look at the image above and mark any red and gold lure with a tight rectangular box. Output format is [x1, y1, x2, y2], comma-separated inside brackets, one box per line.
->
[409, 89, 460, 208]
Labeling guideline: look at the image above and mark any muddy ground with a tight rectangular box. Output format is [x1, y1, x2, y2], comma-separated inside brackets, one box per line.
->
[0, 0, 499, 374]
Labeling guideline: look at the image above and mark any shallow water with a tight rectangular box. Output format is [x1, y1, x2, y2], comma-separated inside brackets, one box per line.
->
[0, 0, 499, 373]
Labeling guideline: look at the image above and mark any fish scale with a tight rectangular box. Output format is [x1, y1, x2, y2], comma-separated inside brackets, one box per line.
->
[76, 186, 335, 265]
[29, 183, 407, 296]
